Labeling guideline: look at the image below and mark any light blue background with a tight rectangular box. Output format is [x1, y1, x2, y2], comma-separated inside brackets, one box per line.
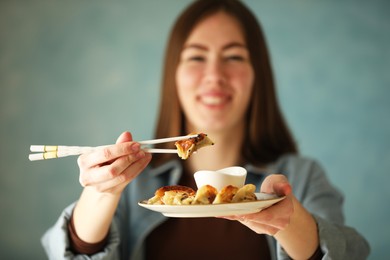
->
[1, 1, 389, 259]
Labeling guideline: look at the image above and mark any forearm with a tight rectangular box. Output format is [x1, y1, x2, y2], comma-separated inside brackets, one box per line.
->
[275, 196, 319, 259]
[73, 187, 121, 243]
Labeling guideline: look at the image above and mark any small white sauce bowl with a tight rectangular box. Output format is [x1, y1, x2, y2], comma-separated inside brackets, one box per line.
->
[194, 166, 247, 191]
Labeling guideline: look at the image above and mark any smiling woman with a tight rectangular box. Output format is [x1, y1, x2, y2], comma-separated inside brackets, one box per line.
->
[39, 1, 370, 260]
[2, 0, 389, 258]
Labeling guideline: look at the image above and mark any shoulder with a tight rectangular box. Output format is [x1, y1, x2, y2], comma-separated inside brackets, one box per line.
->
[269, 154, 330, 189]
[271, 154, 324, 175]
[270, 154, 344, 201]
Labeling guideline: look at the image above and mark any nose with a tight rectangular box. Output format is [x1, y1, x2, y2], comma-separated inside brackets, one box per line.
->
[204, 58, 226, 85]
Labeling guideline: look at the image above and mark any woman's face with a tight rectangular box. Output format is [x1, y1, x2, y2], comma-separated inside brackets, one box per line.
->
[176, 11, 254, 133]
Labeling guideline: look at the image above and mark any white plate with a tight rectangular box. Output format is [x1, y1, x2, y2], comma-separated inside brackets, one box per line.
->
[138, 193, 285, 218]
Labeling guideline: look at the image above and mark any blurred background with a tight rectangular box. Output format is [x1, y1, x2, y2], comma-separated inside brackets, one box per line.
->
[1, 0, 389, 259]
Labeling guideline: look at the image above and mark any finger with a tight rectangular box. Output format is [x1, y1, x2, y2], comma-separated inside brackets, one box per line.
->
[119, 152, 152, 183]
[221, 196, 293, 231]
[116, 131, 133, 144]
[238, 218, 280, 236]
[244, 198, 293, 226]
[219, 214, 281, 236]
[77, 131, 135, 169]
[78, 142, 141, 169]
[260, 174, 292, 196]
[80, 150, 146, 186]
[91, 153, 151, 193]
[244, 211, 291, 230]
[273, 181, 292, 196]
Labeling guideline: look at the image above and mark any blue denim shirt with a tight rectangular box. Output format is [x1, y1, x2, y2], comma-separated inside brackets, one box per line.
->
[42, 154, 370, 259]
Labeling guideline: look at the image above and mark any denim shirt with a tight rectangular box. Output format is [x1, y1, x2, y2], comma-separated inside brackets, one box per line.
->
[42, 154, 370, 260]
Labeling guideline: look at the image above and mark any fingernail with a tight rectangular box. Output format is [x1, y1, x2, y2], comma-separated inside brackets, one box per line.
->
[131, 143, 140, 152]
[136, 150, 145, 158]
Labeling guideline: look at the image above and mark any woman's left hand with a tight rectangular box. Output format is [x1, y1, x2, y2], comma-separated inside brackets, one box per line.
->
[221, 174, 320, 259]
[221, 174, 294, 236]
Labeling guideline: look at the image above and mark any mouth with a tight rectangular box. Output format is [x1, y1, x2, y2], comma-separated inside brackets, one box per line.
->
[198, 94, 231, 107]
[201, 96, 226, 106]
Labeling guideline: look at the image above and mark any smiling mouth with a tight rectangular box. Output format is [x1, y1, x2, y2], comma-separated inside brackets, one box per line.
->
[200, 95, 230, 106]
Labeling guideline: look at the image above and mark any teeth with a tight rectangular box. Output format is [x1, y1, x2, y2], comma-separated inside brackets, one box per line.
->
[202, 96, 224, 105]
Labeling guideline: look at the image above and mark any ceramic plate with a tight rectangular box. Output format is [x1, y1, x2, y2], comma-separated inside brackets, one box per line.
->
[138, 193, 285, 217]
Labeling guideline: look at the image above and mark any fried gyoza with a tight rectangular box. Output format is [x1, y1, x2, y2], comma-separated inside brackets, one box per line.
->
[175, 133, 214, 160]
[213, 185, 239, 204]
[192, 185, 218, 204]
[147, 184, 257, 205]
[232, 184, 257, 203]
[147, 185, 195, 205]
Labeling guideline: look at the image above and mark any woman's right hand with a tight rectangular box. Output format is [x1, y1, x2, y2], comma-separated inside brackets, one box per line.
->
[77, 131, 152, 195]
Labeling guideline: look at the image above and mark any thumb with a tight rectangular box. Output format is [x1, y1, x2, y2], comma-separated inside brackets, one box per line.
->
[273, 181, 292, 197]
[116, 131, 133, 144]
[261, 174, 292, 196]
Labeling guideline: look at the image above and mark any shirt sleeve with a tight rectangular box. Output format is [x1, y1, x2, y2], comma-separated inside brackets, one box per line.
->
[68, 212, 109, 255]
[41, 203, 122, 260]
[274, 156, 370, 259]
[314, 215, 370, 260]
[303, 159, 370, 259]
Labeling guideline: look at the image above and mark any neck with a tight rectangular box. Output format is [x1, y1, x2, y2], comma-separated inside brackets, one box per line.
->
[184, 126, 245, 173]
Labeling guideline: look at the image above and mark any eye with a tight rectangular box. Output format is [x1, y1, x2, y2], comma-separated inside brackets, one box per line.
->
[225, 55, 245, 61]
[188, 56, 205, 62]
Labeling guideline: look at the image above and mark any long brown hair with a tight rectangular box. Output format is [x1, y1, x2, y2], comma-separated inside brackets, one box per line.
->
[152, 0, 297, 167]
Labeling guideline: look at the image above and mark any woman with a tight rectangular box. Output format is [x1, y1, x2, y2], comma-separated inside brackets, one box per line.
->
[42, 1, 370, 259]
